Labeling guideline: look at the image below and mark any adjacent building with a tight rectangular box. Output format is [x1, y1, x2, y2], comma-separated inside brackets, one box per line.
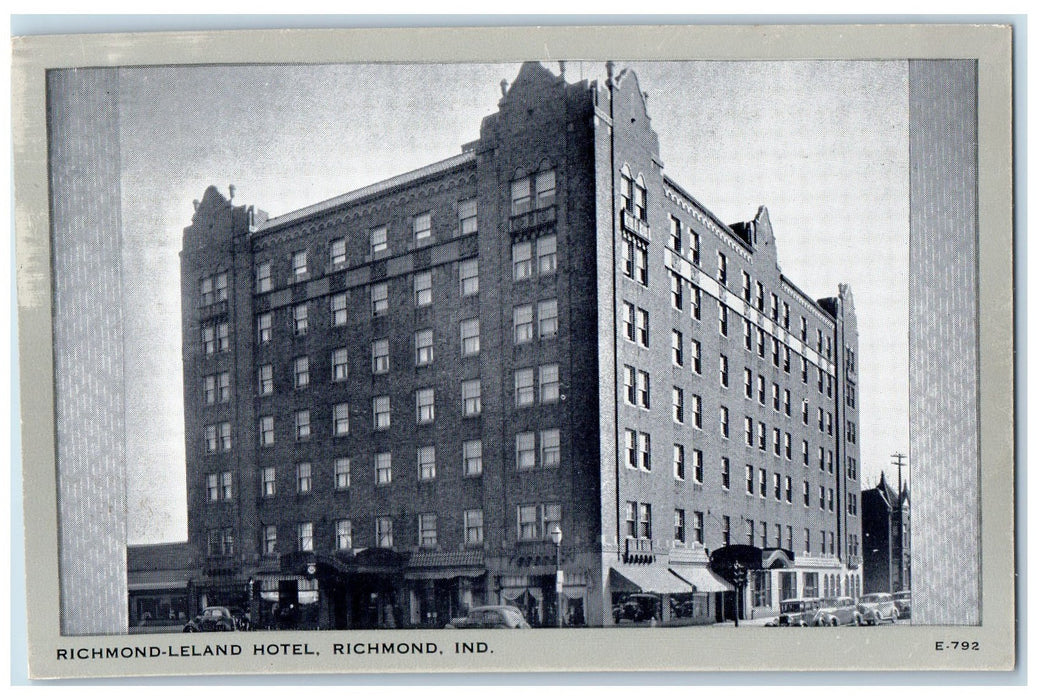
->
[862, 472, 911, 595]
[180, 61, 863, 628]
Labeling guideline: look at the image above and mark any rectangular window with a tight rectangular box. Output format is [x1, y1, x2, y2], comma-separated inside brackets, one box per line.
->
[515, 368, 535, 408]
[539, 364, 560, 404]
[672, 330, 683, 366]
[370, 283, 388, 317]
[459, 199, 478, 235]
[721, 457, 731, 490]
[637, 370, 651, 409]
[518, 505, 539, 541]
[758, 421, 766, 450]
[720, 405, 730, 439]
[672, 386, 685, 424]
[258, 416, 274, 447]
[206, 473, 219, 502]
[373, 396, 391, 430]
[336, 519, 353, 550]
[624, 365, 636, 405]
[691, 285, 701, 320]
[512, 240, 532, 280]
[332, 402, 350, 436]
[257, 313, 272, 345]
[758, 375, 766, 404]
[538, 299, 559, 339]
[625, 502, 637, 539]
[376, 517, 393, 548]
[691, 339, 702, 374]
[720, 354, 729, 387]
[513, 305, 534, 344]
[293, 356, 309, 388]
[718, 303, 728, 336]
[742, 271, 752, 302]
[252, 365, 271, 396]
[330, 293, 348, 326]
[415, 329, 434, 366]
[459, 258, 479, 296]
[216, 372, 230, 403]
[331, 347, 349, 382]
[418, 513, 439, 547]
[723, 516, 731, 546]
[464, 509, 484, 545]
[773, 472, 782, 501]
[295, 410, 310, 441]
[256, 261, 272, 293]
[416, 388, 435, 424]
[803, 480, 810, 506]
[692, 394, 702, 429]
[538, 235, 557, 275]
[413, 212, 432, 242]
[203, 424, 217, 454]
[460, 318, 480, 356]
[536, 170, 556, 209]
[746, 520, 754, 546]
[638, 432, 652, 471]
[413, 271, 432, 306]
[673, 443, 685, 480]
[674, 509, 686, 544]
[693, 511, 704, 545]
[217, 322, 230, 352]
[634, 243, 648, 285]
[372, 338, 389, 374]
[463, 440, 483, 476]
[263, 525, 277, 555]
[375, 453, 392, 485]
[262, 467, 276, 497]
[462, 379, 481, 416]
[693, 449, 704, 484]
[638, 503, 652, 539]
[757, 328, 765, 358]
[625, 429, 638, 469]
[622, 301, 636, 341]
[292, 251, 308, 280]
[758, 468, 767, 498]
[745, 417, 754, 447]
[717, 252, 728, 285]
[511, 177, 532, 216]
[669, 216, 682, 252]
[296, 462, 312, 494]
[203, 375, 216, 404]
[671, 273, 684, 310]
[218, 422, 231, 452]
[418, 446, 436, 481]
[636, 308, 650, 346]
[330, 237, 347, 270]
[334, 457, 351, 490]
[370, 226, 388, 256]
[516, 432, 536, 470]
[755, 281, 765, 311]
[541, 429, 561, 468]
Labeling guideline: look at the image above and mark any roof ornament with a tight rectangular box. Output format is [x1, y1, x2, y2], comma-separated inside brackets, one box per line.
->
[228, 184, 236, 202]
[558, 61, 566, 79]
[192, 199, 200, 211]
[605, 61, 615, 87]
[500, 79, 509, 97]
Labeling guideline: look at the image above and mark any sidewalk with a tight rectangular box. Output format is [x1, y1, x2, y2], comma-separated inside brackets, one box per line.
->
[713, 616, 777, 627]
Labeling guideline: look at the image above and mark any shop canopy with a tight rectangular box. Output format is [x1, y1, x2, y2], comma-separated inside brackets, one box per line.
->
[609, 564, 696, 595]
[669, 566, 734, 593]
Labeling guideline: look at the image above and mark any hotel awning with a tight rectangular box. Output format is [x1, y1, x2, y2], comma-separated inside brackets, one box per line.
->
[404, 550, 486, 580]
[609, 565, 696, 595]
[669, 566, 734, 593]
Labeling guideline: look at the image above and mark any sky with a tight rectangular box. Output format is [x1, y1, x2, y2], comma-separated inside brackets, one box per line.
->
[116, 61, 909, 544]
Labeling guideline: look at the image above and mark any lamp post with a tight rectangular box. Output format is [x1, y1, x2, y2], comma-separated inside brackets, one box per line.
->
[551, 525, 563, 628]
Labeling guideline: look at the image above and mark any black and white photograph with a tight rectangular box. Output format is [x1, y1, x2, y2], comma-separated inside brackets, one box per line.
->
[13, 23, 1016, 678]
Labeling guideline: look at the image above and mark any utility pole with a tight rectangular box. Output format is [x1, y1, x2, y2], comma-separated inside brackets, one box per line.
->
[891, 453, 908, 591]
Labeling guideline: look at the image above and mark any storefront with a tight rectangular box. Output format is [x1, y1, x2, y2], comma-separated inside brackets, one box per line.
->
[608, 563, 699, 625]
[405, 550, 487, 628]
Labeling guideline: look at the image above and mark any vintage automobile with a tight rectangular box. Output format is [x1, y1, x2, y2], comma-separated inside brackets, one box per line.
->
[892, 590, 912, 619]
[772, 597, 821, 627]
[183, 606, 238, 632]
[444, 605, 531, 629]
[812, 597, 862, 626]
[857, 592, 900, 625]
[612, 594, 661, 623]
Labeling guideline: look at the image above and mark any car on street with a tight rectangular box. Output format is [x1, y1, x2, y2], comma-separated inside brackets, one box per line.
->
[857, 593, 899, 625]
[183, 606, 238, 632]
[892, 590, 912, 619]
[612, 594, 661, 623]
[771, 597, 821, 627]
[812, 597, 861, 626]
[444, 605, 531, 629]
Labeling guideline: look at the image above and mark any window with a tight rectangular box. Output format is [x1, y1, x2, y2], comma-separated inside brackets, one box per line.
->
[330, 293, 348, 326]
[720, 354, 729, 388]
[330, 237, 347, 270]
[256, 262, 272, 293]
[717, 252, 728, 285]
[720, 405, 730, 439]
[459, 199, 478, 235]
[512, 241, 532, 281]
[804, 529, 812, 554]
[539, 364, 560, 403]
[671, 273, 684, 310]
[829, 488, 835, 512]
[538, 235, 557, 275]
[460, 319, 480, 356]
[819, 485, 826, 510]
[208, 529, 234, 557]
[638, 432, 651, 471]
[373, 396, 391, 430]
[415, 329, 434, 366]
[291, 251, 308, 280]
[370, 226, 388, 256]
[674, 509, 686, 544]
[672, 330, 683, 366]
[464, 509, 484, 545]
[416, 513, 438, 547]
[723, 516, 732, 546]
[718, 303, 728, 336]
[460, 258, 478, 296]
[376, 517, 393, 548]
[515, 368, 535, 408]
[257, 313, 272, 345]
[331, 348, 348, 382]
[536, 170, 556, 209]
[784, 389, 792, 416]
[773, 428, 781, 456]
[625, 429, 638, 469]
[335, 519, 352, 550]
[638, 503, 652, 539]
[332, 402, 350, 436]
[203, 375, 217, 404]
[294, 410, 310, 441]
[462, 379, 481, 416]
[757, 327, 765, 357]
[758, 421, 766, 450]
[293, 356, 309, 389]
[263, 525, 277, 555]
[513, 305, 533, 344]
[516, 432, 536, 470]
[541, 429, 561, 467]
[691, 339, 701, 374]
[258, 416, 274, 447]
[413, 212, 432, 243]
[784, 432, 792, 460]
[375, 453, 392, 485]
[416, 388, 435, 424]
[693, 511, 704, 545]
[691, 394, 702, 429]
[544, 502, 563, 541]
[759, 468, 767, 498]
[637, 370, 650, 409]
[413, 271, 433, 307]
[721, 457, 731, 490]
[625, 502, 637, 538]
[771, 293, 779, 322]
[745, 417, 754, 447]
[463, 440, 483, 476]
[743, 319, 753, 351]
[636, 308, 650, 346]
[742, 271, 752, 302]
[619, 168, 647, 220]
[772, 383, 780, 411]
[669, 216, 682, 252]
[370, 283, 388, 317]
[746, 520, 755, 546]
[518, 505, 539, 541]
[623, 237, 648, 285]
[757, 375, 766, 405]
[538, 299, 559, 339]
[803, 480, 810, 506]
[673, 444, 685, 480]
[773, 472, 781, 500]
[255, 365, 273, 396]
[693, 449, 704, 484]
[691, 285, 701, 320]
[206, 474, 219, 502]
[622, 301, 636, 341]
[296, 463, 312, 494]
[672, 386, 685, 423]
[755, 281, 765, 312]
[418, 446, 436, 481]
[261, 467, 276, 497]
[511, 177, 532, 216]
[372, 338, 389, 374]
[334, 457, 351, 490]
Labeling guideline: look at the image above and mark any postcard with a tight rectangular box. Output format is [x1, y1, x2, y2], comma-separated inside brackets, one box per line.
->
[12, 23, 1016, 678]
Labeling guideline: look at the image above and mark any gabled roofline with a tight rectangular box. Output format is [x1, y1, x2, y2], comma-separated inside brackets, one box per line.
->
[257, 151, 477, 233]
[662, 174, 753, 254]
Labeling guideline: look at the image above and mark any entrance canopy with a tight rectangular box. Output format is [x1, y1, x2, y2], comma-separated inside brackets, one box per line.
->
[609, 564, 696, 594]
[404, 550, 486, 580]
[762, 548, 796, 569]
[670, 566, 734, 593]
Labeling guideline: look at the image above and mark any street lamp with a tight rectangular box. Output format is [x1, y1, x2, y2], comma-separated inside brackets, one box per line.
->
[551, 525, 563, 628]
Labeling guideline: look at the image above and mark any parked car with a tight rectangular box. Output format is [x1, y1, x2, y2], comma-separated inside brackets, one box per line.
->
[773, 598, 821, 627]
[444, 606, 531, 629]
[812, 597, 861, 626]
[183, 606, 237, 632]
[612, 594, 661, 623]
[892, 590, 912, 619]
[857, 593, 899, 625]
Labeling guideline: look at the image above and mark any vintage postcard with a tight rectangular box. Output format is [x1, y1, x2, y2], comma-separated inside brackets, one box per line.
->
[12, 23, 1016, 678]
